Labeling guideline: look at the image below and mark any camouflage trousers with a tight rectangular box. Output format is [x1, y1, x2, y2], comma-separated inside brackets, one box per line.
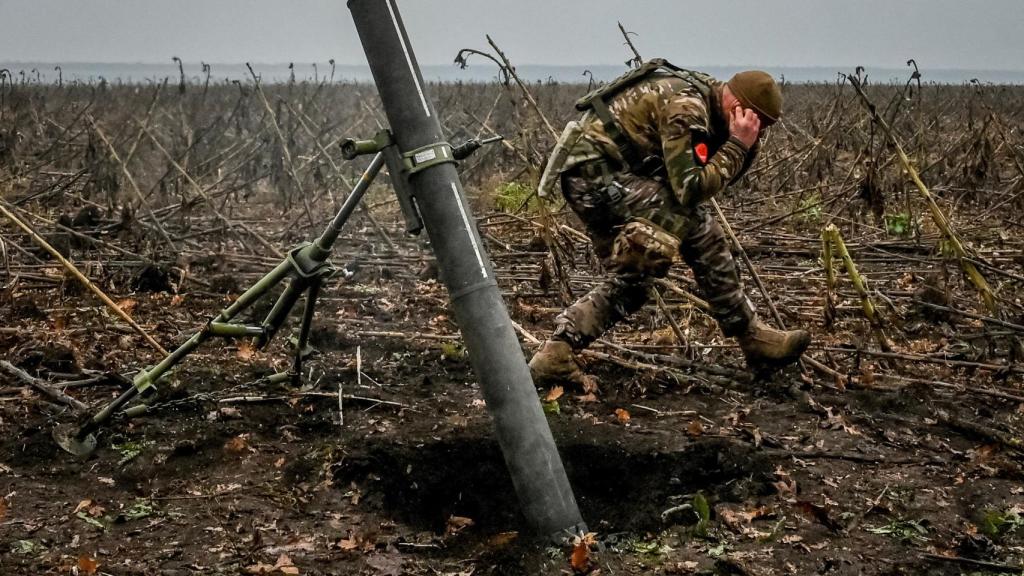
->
[552, 164, 755, 350]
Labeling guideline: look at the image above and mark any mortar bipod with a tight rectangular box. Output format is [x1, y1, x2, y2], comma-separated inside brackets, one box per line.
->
[54, 133, 501, 457]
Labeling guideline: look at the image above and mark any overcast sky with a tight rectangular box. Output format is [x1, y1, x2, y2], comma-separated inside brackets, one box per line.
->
[1, 0, 1021, 70]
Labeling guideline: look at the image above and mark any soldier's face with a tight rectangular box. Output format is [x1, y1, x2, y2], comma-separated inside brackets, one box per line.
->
[721, 86, 742, 120]
[722, 86, 770, 139]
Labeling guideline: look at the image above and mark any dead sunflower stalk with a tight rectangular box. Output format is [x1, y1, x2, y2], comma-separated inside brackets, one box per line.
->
[821, 223, 891, 352]
[846, 73, 997, 316]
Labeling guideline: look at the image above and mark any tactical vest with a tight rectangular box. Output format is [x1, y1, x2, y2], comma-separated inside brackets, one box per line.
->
[575, 59, 715, 173]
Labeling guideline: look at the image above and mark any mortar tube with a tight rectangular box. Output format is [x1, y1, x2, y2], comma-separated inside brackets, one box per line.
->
[347, 0, 586, 541]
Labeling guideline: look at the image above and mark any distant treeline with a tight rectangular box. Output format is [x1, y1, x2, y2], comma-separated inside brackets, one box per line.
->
[3, 62, 1024, 85]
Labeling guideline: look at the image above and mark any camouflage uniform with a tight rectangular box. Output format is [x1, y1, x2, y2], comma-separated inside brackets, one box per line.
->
[551, 71, 758, 350]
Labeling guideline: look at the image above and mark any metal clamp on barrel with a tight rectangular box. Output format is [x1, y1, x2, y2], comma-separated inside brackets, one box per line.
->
[401, 141, 456, 176]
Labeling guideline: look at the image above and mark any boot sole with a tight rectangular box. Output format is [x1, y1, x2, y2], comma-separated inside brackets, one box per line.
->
[745, 334, 811, 374]
[529, 365, 586, 388]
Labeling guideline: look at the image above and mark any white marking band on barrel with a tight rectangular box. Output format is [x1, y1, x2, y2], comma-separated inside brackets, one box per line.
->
[387, 0, 431, 118]
[451, 182, 488, 279]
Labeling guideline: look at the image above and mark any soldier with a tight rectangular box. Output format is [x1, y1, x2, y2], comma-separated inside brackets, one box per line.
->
[529, 61, 810, 385]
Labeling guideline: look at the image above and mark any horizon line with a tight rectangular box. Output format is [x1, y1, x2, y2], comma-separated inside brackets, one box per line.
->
[3, 60, 1024, 74]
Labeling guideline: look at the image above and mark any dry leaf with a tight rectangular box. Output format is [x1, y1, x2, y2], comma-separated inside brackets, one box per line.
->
[773, 478, 797, 497]
[720, 502, 770, 524]
[337, 537, 360, 551]
[686, 420, 704, 437]
[773, 467, 797, 497]
[116, 298, 138, 314]
[73, 499, 92, 514]
[570, 540, 591, 573]
[614, 408, 631, 424]
[78, 555, 99, 575]
[224, 435, 250, 455]
[446, 515, 475, 536]
[971, 444, 999, 463]
[237, 340, 255, 361]
[73, 499, 105, 517]
[170, 294, 185, 306]
[0, 498, 7, 521]
[544, 386, 564, 402]
[651, 327, 676, 346]
[861, 365, 875, 385]
[246, 555, 300, 575]
[274, 554, 299, 575]
[822, 407, 862, 436]
[718, 505, 773, 536]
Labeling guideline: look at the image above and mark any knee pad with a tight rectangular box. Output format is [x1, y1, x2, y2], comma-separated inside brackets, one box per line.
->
[610, 217, 680, 277]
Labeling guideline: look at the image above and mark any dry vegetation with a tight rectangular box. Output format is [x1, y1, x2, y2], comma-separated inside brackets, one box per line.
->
[1, 62, 1023, 576]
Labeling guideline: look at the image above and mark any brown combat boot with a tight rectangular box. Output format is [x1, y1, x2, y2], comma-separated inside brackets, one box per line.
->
[529, 339, 585, 386]
[737, 319, 811, 370]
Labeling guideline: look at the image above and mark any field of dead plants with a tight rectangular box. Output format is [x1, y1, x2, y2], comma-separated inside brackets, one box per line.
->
[1, 62, 1023, 576]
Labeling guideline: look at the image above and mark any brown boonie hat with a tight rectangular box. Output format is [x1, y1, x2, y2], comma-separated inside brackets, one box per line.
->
[727, 70, 783, 125]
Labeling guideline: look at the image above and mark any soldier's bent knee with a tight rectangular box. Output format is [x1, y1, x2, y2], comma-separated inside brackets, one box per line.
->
[610, 218, 680, 277]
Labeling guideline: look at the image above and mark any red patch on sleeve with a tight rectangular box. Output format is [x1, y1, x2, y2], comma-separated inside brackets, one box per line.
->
[694, 142, 709, 164]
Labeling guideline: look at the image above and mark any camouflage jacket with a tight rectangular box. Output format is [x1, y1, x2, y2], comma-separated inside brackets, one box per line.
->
[565, 71, 758, 205]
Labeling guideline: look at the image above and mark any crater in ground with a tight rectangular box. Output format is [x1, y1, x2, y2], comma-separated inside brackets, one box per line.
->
[332, 431, 773, 535]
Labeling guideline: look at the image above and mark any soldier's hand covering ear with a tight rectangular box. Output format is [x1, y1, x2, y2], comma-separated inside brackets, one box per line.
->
[659, 88, 751, 207]
[729, 107, 761, 149]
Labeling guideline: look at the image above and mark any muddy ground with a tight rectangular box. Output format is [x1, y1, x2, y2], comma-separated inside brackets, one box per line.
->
[2, 208, 1022, 576]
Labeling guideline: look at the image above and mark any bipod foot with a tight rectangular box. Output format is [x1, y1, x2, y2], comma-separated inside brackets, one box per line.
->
[53, 423, 98, 458]
[265, 371, 296, 386]
[265, 370, 310, 390]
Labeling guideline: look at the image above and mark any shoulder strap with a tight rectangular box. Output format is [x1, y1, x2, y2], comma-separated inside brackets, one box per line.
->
[661, 66, 714, 100]
[574, 58, 669, 112]
[588, 97, 644, 172]
[574, 59, 714, 172]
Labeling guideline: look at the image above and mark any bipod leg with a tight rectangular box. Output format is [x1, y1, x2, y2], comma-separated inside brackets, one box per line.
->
[314, 151, 386, 252]
[289, 276, 324, 388]
[257, 273, 309, 348]
[55, 259, 295, 456]
[54, 153, 386, 456]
